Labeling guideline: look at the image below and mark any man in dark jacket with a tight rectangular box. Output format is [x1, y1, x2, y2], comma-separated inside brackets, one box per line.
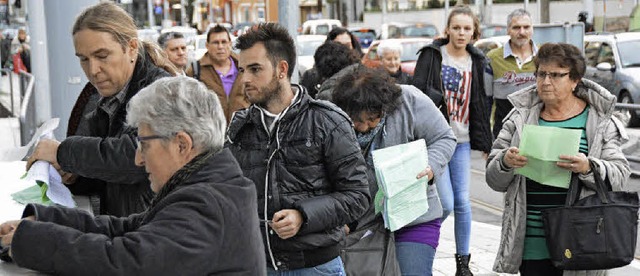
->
[0, 76, 266, 275]
[227, 22, 370, 273]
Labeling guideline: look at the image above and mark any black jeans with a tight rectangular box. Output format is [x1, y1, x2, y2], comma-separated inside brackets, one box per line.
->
[493, 98, 514, 140]
[519, 259, 563, 276]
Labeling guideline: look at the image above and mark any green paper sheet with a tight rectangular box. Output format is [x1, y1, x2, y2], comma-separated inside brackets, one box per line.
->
[515, 124, 581, 188]
[11, 181, 53, 206]
[372, 139, 429, 231]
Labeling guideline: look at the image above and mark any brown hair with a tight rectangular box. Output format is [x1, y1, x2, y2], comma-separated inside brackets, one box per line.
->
[72, 2, 177, 75]
[534, 43, 586, 81]
[446, 5, 481, 41]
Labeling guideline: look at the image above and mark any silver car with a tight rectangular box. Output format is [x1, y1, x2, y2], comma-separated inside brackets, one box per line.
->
[584, 33, 640, 126]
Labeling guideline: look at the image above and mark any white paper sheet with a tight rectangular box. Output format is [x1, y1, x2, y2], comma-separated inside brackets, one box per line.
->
[0, 118, 59, 161]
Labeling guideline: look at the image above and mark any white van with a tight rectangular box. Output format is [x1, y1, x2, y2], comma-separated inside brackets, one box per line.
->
[301, 19, 342, 36]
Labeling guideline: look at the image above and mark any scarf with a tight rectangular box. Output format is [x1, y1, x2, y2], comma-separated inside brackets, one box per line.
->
[141, 150, 215, 222]
[356, 116, 386, 150]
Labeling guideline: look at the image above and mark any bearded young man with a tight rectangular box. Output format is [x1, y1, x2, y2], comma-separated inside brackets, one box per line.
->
[225, 23, 370, 275]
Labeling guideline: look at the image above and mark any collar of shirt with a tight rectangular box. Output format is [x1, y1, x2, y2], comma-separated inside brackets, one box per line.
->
[503, 39, 539, 66]
[98, 81, 130, 118]
[503, 39, 538, 59]
[216, 57, 238, 78]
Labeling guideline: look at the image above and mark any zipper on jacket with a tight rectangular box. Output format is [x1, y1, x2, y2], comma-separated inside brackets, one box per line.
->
[263, 122, 282, 270]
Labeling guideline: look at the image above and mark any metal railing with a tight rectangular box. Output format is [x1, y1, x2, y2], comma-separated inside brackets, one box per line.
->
[17, 70, 35, 146]
[615, 103, 640, 111]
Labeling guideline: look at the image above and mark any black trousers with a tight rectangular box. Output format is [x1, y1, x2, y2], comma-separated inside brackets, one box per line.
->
[493, 98, 515, 140]
[519, 259, 563, 276]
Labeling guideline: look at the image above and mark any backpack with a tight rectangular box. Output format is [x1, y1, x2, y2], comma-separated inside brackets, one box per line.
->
[191, 60, 200, 80]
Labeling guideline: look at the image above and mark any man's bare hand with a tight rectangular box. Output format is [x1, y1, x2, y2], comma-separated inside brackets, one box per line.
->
[270, 209, 303, 239]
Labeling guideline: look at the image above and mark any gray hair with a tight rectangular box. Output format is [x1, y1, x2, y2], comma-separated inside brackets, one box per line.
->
[377, 40, 403, 58]
[507, 9, 532, 28]
[126, 76, 226, 153]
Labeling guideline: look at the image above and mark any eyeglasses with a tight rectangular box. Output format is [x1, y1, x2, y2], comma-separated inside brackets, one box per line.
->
[535, 71, 570, 81]
[136, 135, 167, 152]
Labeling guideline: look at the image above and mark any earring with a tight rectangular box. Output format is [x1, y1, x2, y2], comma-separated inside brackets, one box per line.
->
[130, 58, 134, 63]
[279, 74, 284, 79]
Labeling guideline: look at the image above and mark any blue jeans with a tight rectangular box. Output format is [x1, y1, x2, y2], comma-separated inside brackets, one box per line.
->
[436, 142, 471, 255]
[266, 256, 345, 276]
[395, 242, 436, 276]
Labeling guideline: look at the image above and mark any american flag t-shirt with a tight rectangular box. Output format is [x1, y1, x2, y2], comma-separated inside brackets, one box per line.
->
[442, 64, 472, 124]
[440, 45, 473, 142]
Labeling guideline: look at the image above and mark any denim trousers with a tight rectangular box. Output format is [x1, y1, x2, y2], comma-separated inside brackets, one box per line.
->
[435, 142, 472, 255]
[395, 241, 437, 276]
[266, 256, 345, 276]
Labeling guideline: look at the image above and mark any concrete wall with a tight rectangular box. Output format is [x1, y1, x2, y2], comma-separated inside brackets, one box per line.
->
[361, 0, 635, 34]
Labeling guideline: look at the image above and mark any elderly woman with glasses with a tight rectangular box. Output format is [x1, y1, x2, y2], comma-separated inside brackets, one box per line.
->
[0, 76, 266, 275]
[486, 43, 629, 275]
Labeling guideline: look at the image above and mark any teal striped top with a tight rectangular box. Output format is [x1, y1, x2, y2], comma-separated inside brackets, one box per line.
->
[522, 105, 589, 260]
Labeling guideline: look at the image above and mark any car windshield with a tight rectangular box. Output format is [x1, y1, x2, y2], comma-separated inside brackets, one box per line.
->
[316, 24, 330, 35]
[298, 40, 324, 56]
[400, 41, 430, 62]
[618, 40, 640, 68]
[353, 31, 375, 40]
[401, 26, 437, 38]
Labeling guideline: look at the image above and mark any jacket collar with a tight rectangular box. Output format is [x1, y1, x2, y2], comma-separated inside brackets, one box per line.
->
[248, 84, 309, 123]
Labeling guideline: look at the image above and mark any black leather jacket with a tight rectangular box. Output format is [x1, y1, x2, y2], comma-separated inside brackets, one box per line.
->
[412, 38, 493, 153]
[226, 85, 370, 270]
[58, 55, 170, 217]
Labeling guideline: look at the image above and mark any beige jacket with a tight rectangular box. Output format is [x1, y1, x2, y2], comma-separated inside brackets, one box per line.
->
[485, 78, 630, 275]
[187, 52, 248, 123]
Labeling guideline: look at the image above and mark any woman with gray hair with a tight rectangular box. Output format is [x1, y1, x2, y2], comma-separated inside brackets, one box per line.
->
[377, 40, 412, 84]
[0, 76, 266, 275]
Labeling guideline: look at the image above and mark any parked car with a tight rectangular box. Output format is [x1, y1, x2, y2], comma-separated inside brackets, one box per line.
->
[362, 38, 433, 76]
[231, 22, 256, 37]
[349, 27, 377, 50]
[137, 28, 159, 43]
[193, 34, 207, 60]
[296, 35, 326, 76]
[301, 19, 342, 36]
[480, 24, 508, 39]
[584, 32, 640, 126]
[379, 22, 438, 40]
[473, 35, 509, 55]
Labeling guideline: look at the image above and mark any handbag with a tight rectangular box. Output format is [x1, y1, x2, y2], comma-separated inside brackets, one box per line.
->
[541, 161, 639, 270]
[340, 218, 401, 276]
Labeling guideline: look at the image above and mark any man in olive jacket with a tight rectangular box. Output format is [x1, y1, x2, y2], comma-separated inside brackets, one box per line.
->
[226, 23, 370, 273]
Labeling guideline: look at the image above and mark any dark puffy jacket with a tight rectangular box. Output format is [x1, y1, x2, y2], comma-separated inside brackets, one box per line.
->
[412, 38, 492, 153]
[12, 149, 266, 275]
[58, 55, 170, 217]
[226, 85, 370, 270]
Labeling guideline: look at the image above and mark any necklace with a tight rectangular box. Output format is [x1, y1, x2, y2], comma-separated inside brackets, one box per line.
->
[543, 98, 579, 120]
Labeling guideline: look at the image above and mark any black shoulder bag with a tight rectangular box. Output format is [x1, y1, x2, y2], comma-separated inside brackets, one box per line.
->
[541, 161, 639, 269]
